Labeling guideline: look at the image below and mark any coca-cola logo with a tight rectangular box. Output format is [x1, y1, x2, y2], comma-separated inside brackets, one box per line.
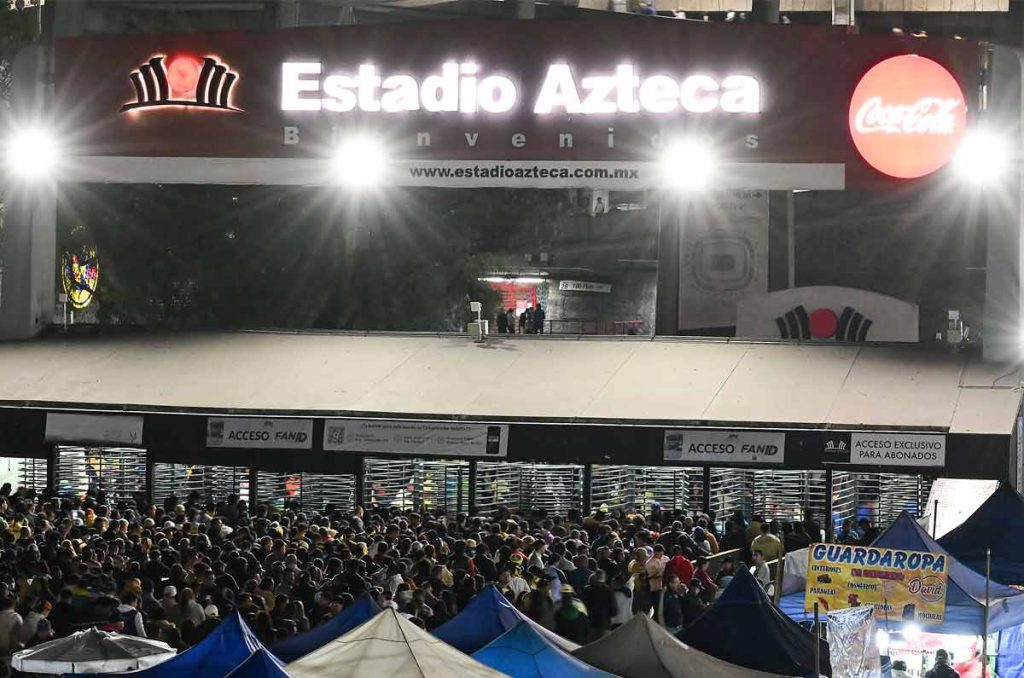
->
[849, 55, 967, 179]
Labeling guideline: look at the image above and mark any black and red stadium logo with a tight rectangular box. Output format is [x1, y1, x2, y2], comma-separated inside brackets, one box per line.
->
[775, 305, 873, 342]
[121, 55, 241, 113]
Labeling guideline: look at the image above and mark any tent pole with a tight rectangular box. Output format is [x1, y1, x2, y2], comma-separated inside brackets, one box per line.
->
[983, 547, 991, 678]
[932, 499, 938, 538]
[814, 602, 820, 677]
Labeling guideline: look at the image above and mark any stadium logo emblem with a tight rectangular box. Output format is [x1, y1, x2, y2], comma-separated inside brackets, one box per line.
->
[121, 54, 241, 113]
[775, 305, 873, 342]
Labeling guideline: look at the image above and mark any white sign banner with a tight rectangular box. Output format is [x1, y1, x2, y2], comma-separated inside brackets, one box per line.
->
[206, 417, 313, 449]
[45, 413, 144, 445]
[324, 419, 509, 458]
[559, 280, 612, 293]
[678, 189, 770, 330]
[850, 432, 946, 468]
[664, 430, 785, 464]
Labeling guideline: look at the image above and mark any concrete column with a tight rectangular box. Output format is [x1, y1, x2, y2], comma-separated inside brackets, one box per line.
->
[654, 199, 681, 335]
[0, 44, 57, 341]
[768, 191, 795, 291]
[982, 46, 1024, 363]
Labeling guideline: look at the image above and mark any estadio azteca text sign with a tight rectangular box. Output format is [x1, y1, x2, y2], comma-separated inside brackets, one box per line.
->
[54, 19, 979, 187]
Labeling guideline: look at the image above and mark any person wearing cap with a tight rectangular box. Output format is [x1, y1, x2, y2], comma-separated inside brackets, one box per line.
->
[523, 575, 557, 631]
[925, 650, 958, 678]
[555, 584, 590, 644]
[160, 585, 177, 619]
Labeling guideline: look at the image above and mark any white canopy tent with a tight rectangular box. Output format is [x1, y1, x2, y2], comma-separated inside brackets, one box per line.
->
[286, 608, 508, 678]
[12, 628, 176, 674]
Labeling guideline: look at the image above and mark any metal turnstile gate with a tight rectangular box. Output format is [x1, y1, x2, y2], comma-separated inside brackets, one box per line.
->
[476, 463, 584, 516]
[0, 457, 47, 493]
[362, 459, 469, 514]
[152, 464, 250, 506]
[856, 473, 933, 527]
[256, 472, 356, 513]
[591, 465, 703, 512]
[750, 470, 827, 525]
[710, 469, 828, 528]
[55, 446, 147, 503]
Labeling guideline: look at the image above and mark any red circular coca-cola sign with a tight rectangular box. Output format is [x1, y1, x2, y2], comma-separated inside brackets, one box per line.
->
[849, 55, 967, 179]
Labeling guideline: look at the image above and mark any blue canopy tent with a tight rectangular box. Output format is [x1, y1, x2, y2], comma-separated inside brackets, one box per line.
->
[434, 584, 579, 654]
[270, 593, 380, 662]
[471, 621, 614, 678]
[938, 482, 1024, 586]
[90, 611, 264, 678]
[225, 647, 291, 678]
[679, 566, 831, 677]
[779, 511, 1024, 635]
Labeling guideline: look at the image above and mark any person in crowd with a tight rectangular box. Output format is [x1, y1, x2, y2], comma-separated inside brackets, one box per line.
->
[505, 309, 517, 335]
[524, 576, 557, 630]
[838, 518, 862, 544]
[891, 660, 911, 678]
[857, 518, 879, 546]
[533, 304, 546, 334]
[581, 570, 616, 641]
[554, 585, 589, 645]
[609, 575, 633, 629]
[784, 521, 812, 552]
[496, 309, 508, 334]
[925, 649, 959, 678]
[751, 550, 771, 589]
[118, 592, 147, 637]
[680, 579, 707, 626]
[715, 557, 737, 592]
[0, 597, 23, 674]
[690, 557, 718, 600]
[718, 520, 746, 555]
[751, 523, 782, 563]
[745, 514, 765, 545]
[23, 618, 53, 649]
[627, 547, 652, 615]
[655, 574, 685, 635]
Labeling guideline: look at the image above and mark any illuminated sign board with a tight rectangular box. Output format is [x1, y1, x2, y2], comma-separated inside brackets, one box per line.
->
[121, 54, 240, 113]
[848, 55, 967, 179]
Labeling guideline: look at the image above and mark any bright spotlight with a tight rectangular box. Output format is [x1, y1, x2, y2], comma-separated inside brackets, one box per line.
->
[330, 137, 387, 188]
[953, 129, 1008, 187]
[659, 139, 716, 191]
[6, 128, 58, 180]
[902, 622, 922, 641]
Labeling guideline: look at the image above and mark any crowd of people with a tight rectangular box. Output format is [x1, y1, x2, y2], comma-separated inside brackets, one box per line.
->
[495, 304, 546, 335]
[0, 481, 842, 676]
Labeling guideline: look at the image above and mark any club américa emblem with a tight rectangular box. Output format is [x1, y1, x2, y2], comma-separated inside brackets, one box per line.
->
[121, 54, 241, 113]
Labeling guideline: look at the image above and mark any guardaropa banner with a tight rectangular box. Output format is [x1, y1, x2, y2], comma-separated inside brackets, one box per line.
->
[805, 543, 949, 626]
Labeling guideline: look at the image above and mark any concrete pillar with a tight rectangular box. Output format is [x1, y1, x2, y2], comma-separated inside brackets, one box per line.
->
[982, 46, 1024, 363]
[654, 199, 681, 335]
[0, 44, 57, 341]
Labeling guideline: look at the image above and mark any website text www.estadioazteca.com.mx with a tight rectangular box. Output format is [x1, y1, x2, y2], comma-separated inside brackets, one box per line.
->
[404, 161, 646, 186]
